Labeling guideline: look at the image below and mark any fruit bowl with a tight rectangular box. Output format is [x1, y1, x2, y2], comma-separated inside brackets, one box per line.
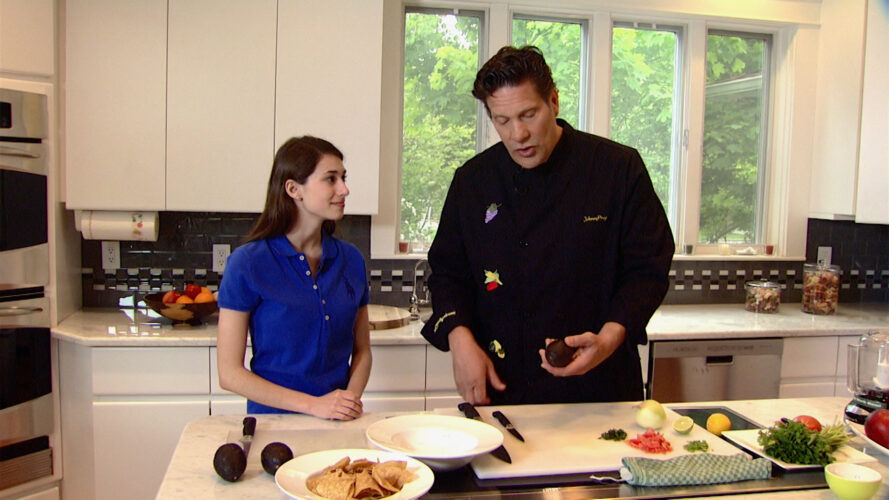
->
[143, 292, 218, 326]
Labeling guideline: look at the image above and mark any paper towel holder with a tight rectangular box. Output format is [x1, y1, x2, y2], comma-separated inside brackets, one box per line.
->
[75, 210, 160, 242]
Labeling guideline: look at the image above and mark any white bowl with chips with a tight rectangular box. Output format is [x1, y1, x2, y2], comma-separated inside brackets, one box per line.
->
[275, 448, 433, 500]
[365, 414, 504, 471]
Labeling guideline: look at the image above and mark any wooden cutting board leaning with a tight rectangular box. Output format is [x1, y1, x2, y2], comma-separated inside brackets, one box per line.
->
[435, 402, 744, 479]
[367, 304, 411, 330]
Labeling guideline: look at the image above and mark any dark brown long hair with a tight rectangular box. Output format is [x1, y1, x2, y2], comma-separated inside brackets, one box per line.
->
[244, 136, 343, 244]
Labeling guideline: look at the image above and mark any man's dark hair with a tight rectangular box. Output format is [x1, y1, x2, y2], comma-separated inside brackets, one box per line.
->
[472, 45, 556, 108]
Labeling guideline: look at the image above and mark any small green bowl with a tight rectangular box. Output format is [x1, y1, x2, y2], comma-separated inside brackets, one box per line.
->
[825, 463, 882, 500]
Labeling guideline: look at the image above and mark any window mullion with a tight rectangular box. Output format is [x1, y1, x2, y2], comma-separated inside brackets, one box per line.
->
[589, 12, 612, 136]
[679, 20, 707, 247]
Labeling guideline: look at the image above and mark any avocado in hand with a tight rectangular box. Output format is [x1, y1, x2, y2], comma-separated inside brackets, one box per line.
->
[545, 338, 578, 367]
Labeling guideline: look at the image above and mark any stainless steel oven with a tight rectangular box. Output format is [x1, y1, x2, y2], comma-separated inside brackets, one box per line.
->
[0, 88, 53, 491]
[0, 88, 48, 287]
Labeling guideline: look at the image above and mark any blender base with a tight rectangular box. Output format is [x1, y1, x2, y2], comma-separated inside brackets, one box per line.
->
[846, 400, 872, 424]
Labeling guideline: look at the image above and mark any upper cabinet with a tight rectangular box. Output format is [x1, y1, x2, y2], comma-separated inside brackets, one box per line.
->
[0, 0, 55, 76]
[809, 0, 889, 224]
[166, 0, 276, 212]
[276, 0, 383, 215]
[855, 0, 889, 224]
[64, 0, 383, 214]
[65, 0, 167, 210]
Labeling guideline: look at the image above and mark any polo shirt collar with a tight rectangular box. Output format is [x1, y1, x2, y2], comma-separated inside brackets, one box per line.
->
[269, 232, 339, 270]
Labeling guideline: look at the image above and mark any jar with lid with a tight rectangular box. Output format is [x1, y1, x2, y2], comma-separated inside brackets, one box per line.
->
[745, 280, 781, 313]
[802, 263, 840, 314]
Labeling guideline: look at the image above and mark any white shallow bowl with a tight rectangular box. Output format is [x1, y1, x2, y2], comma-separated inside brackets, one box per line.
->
[365, 414, 504, 471]
[275, 448, 433, 500]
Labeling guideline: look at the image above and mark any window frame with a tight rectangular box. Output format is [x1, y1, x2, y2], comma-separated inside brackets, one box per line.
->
[373, 0, 813, 261]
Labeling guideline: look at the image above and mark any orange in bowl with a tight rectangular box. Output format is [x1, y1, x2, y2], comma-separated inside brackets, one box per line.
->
[194, 291, 215, 303]
[143, 292, 218, 326]
[176, 295, 195, 304]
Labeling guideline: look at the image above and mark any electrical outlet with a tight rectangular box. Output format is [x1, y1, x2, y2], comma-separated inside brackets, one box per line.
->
[213, 244, 231, 273]
[817, 246, 832, 266]
[101, 241, 120, 270]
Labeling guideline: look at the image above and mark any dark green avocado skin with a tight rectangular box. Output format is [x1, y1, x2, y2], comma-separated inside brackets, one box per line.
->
[261, 442, 294, 475]
[213, 443, 247, 482]
[545, 339, 578, 367]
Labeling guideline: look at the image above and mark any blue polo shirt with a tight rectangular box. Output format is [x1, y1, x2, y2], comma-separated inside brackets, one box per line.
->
[217, 233, 369, 414]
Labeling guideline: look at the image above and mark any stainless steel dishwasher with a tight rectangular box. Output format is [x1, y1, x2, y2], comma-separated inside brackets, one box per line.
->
[647, 338, 783, 403]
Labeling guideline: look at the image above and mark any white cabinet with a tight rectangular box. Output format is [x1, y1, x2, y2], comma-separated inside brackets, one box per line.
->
[15, 486, 60, 500]
[92, 400, 207, 500]
[425, 346, 460, 410]
[276, 0, 383, 215]
[64, 0, 167, 210]
[0, 0, 55, 76]
[779, 335, 859, 398]
[363, 345, 426, 411]
[166, 0, 276, 212]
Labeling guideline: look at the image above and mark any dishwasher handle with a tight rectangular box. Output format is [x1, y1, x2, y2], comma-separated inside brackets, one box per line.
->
[706, 355, 734, 365]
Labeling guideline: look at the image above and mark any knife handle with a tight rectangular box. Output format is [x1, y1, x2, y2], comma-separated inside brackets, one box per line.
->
[491, 411, 509, 427]
[458, 402, 481, 419]
[242, 416, 256, 437]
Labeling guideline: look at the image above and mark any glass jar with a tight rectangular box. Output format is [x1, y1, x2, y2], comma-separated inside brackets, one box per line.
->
[802, 263, 840, 315]
[745, 280, 781, 313]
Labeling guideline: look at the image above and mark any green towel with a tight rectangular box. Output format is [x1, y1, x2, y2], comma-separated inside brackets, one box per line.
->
[620, 453, 772, 487]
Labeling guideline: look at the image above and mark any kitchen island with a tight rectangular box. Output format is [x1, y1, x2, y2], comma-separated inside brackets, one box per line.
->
[157, 397, 888, 499]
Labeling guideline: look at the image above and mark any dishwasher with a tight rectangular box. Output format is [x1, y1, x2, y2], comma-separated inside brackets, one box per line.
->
[647, 338, 783, 403]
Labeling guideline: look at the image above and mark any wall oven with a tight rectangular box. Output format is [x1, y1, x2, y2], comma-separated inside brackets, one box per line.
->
[0, 88, 53, 491]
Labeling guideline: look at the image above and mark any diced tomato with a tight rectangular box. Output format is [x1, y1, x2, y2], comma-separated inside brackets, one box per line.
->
[627, 429, 673, 454]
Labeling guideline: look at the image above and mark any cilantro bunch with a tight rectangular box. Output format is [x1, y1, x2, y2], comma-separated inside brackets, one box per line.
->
[756, 419, 850, 466]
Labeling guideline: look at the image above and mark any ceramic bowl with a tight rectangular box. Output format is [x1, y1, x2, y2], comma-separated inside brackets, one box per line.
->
[825, 462, 882, 500]
[143, 292, 218, 325]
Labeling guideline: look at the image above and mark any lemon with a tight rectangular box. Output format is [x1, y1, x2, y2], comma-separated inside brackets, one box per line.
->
[672, 416, 694, 435]
[706, 413, 732, 436]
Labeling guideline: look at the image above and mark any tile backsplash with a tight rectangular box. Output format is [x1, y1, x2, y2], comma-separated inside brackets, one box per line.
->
[81, 212, 889, 308]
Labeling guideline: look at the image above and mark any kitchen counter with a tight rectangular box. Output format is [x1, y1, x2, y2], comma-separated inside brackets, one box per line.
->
[156, 396, 889, 499]
[53, 303, 889, 347]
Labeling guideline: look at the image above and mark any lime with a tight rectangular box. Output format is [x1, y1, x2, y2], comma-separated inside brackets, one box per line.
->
[706, 413, 732, 436]
[672, 416, 694, 434]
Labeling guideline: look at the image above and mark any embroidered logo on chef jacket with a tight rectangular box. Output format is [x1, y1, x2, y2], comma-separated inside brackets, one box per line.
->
[489, 340, 506, 358]
[583, 215, 608, 223]
[484, 203, 501, 223]
[483, 270, 503, 291]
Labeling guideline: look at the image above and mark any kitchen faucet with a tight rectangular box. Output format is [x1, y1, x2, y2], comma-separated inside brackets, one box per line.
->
[409, 259, 431, 321]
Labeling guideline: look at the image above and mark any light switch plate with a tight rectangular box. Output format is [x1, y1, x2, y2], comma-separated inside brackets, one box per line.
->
[817, 246, 832, 266]
[213, 244, 231, 273]
[101, 241, 120, 270]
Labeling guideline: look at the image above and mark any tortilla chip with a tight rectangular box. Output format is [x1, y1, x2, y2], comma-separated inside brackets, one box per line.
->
[371, 461, 407, 493]
[307, 456, 417, 499]
[353, 470, 384, 498]
[345, 458, 377, 473]
[309, 470, 355, 500]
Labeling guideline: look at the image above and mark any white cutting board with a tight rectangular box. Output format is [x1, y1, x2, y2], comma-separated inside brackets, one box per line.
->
[435, 402, 745, 479]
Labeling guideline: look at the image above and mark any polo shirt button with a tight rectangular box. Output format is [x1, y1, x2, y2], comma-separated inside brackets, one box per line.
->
[313, 284, 318, 290]
[305, 270, 311, 276]
[299, 255, 305, 261]
[322, 299, 326, 304]
[325, 315, 330, 321]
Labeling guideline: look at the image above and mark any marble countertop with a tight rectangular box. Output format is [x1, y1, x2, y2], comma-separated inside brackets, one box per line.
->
[157, 397, 888, 499]
[52, 303, 889, 347]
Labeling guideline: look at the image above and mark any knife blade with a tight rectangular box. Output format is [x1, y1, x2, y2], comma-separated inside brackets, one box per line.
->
[239, 416, 256, 458]
[491, 410, 525, 442]
[457, 402, 512, 464]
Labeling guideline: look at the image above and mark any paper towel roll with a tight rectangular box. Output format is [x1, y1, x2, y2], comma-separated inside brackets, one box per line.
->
[79, 211, 159, 241]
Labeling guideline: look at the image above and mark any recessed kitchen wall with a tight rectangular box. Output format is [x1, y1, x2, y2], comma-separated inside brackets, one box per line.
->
[80, 213, 888, 308]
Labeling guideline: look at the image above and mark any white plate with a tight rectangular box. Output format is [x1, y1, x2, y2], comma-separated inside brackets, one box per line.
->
[365, 414, 503, 470]
[274, 448, 434, 500]
[722, 429, 877, 471]
[845, 417, 889, 457]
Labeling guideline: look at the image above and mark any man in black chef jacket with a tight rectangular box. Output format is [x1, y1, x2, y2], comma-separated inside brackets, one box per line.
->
[421, 46, 675, 406]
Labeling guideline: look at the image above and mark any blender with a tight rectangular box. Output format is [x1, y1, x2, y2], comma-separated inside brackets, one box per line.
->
[846, 331, 889, 424]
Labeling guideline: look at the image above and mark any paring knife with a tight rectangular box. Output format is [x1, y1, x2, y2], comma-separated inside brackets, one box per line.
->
[240, 416, 256, 457]
[458, 402, 512, 464]
[492, 410, 525, 442]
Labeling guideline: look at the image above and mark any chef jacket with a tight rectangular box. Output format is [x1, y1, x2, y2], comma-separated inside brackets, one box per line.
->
[218, 233, 369, 414]
[421, 119, 674, 405]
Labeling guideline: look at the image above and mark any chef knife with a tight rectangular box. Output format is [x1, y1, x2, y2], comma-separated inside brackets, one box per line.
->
[491, 410, 525, 442]
[240, 416, 256, 458]
[457, 402, 512, 464]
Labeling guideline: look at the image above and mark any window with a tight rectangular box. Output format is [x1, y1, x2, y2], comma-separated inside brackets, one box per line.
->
[376, 4, 807, 258]
[700, 31, 771, 244]
[512, 15, 586, 128]
[611, 23, 681, 225]
[400, 8, 483, 252]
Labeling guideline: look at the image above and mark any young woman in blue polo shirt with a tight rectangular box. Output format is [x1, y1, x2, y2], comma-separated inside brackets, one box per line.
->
[216, 136, 371, 419]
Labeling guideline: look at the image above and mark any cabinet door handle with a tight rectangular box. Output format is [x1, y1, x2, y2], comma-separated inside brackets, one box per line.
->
[706, 355, 734, 365]
[0, 306, 44, 317]
[0, 145, 40, 158]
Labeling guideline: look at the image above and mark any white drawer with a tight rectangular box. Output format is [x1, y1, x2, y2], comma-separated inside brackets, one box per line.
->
[365, 345, 425, 392]
[425, 346, 456, 391]
[92, 347, 209, 395]
[780, 337, 839, 378]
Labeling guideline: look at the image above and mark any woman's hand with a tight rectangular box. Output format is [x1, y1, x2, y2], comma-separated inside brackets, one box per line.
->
[310, 389, 364, 420]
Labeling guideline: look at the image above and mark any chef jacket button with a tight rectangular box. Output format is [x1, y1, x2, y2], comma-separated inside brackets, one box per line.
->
[305, 270, 311, 276]
[520, 240, 528, 247]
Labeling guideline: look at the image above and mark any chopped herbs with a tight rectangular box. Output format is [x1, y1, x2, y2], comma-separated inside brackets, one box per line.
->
[599, 428, 628, 441]
[756, 420, 850, 466]
[684, 440, 710, 453]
